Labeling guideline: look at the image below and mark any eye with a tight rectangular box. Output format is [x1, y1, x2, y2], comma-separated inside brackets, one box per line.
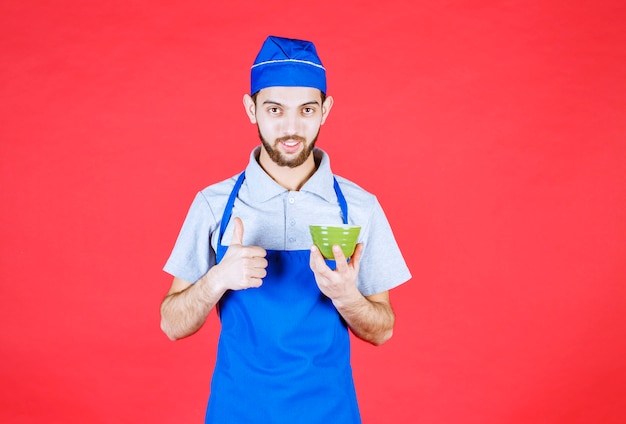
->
[302, 107, 315, 115]
[268, 107, 281, 115]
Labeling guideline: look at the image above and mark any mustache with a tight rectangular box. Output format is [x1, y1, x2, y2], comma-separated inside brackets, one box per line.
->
[275, 134, 306, 143]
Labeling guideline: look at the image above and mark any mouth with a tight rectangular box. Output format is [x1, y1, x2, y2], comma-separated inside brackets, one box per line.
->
[277, 136, 305, 153]
[280, 141, 301, 153]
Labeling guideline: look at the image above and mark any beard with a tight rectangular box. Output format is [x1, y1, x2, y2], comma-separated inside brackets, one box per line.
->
[258, 127, 319, 168]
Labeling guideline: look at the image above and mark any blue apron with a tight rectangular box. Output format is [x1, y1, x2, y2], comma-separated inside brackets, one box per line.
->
[205, 172, 361, 423]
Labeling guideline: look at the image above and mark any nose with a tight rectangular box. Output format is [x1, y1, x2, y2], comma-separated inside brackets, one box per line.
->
[282, 110, 300, 136]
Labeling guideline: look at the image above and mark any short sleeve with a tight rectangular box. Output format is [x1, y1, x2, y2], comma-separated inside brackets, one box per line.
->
[163, 192, 219, 284]
[356, 198, 411, 296]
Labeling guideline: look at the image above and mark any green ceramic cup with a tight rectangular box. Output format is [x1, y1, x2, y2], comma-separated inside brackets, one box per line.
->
[309, 224, 361, 260]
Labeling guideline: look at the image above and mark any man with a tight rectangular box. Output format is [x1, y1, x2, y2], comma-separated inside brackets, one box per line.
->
[160, 35, 411, 423]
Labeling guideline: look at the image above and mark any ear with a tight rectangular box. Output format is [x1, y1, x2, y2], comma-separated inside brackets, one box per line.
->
[243, 94, 257, 124]
[320, 95, 334, 125]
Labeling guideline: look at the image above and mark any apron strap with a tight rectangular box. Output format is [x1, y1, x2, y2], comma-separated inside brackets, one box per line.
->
[217, 171, 246, 248]
[333, 177, 348, 225]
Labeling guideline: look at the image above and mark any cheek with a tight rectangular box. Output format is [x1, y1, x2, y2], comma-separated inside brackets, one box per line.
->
[257, 121, 277, 139]
[306, 120, 323, 135]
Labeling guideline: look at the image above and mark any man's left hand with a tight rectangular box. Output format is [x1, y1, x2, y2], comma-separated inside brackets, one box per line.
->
[309, 243, 364, 304]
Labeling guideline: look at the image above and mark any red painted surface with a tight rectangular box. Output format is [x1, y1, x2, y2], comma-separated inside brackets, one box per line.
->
[1, 1, 625, 422]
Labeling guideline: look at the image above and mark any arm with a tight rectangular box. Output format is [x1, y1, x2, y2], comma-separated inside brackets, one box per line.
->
[160, 273, 225, 341]
[160, 217, 268, 340]
[309, 243, 395, 346]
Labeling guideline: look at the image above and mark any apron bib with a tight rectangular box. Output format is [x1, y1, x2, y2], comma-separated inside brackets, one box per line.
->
[205, 172, 361, 424]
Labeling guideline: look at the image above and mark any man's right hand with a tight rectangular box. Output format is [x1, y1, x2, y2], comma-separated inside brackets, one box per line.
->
[160, 217, 266, 340]
[211, 217, 268, 291]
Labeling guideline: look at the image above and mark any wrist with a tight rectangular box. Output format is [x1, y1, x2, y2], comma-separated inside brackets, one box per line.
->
[332, 289, 364, 311]
[198, 266, 227, 300]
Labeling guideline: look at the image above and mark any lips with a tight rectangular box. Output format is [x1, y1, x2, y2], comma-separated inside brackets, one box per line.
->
[276, 135, 305, 153]
[280, 140, 302, 152]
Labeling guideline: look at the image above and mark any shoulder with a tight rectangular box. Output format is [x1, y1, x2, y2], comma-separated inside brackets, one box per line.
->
[197, 172, 242, 203]
[333, 175, 377, 205]
[181, 172, 242, 222]
[333, 175, 381, 223]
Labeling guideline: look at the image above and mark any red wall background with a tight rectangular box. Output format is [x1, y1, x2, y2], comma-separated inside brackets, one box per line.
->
[1, 1, 625, 423]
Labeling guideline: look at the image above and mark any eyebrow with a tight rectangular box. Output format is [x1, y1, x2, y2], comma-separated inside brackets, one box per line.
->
[262, 99, 321, 107]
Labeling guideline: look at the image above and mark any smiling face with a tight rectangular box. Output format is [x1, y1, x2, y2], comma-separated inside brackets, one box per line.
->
[244, 86, 333, 169]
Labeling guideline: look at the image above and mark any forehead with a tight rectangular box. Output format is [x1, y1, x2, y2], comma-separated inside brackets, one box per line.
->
[256, 86, 323, 105]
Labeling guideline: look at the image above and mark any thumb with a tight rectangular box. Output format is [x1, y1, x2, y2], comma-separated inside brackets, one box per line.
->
[230, 217, 244, 245]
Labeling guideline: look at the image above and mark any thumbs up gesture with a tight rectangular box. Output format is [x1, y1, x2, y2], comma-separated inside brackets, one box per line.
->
[214, 217, 268, 291]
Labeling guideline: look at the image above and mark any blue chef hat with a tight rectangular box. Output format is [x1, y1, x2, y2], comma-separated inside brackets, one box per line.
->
[251, 36, 326, 95]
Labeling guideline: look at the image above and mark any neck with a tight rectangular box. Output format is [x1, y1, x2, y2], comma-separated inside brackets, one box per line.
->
[258, 148, 317, 191]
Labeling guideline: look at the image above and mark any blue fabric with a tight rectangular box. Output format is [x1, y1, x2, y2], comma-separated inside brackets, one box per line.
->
[206, 172, 361, 423]
[251, 36, 327, 94]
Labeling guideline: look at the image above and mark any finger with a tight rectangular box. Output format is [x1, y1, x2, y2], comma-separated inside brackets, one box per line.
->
[251, 265, 267, 279]
[239, 246, 267, 261]
[247, 246, 267, 258]
[251, 256, 268, 270]
[332, 244, 348, 272]
[309, 245, 326, 272]
[245, 266, 267, 280]
[249, 277, 263, 288]
[231, 217, 244, 245]
[350, 243, 364, 270]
